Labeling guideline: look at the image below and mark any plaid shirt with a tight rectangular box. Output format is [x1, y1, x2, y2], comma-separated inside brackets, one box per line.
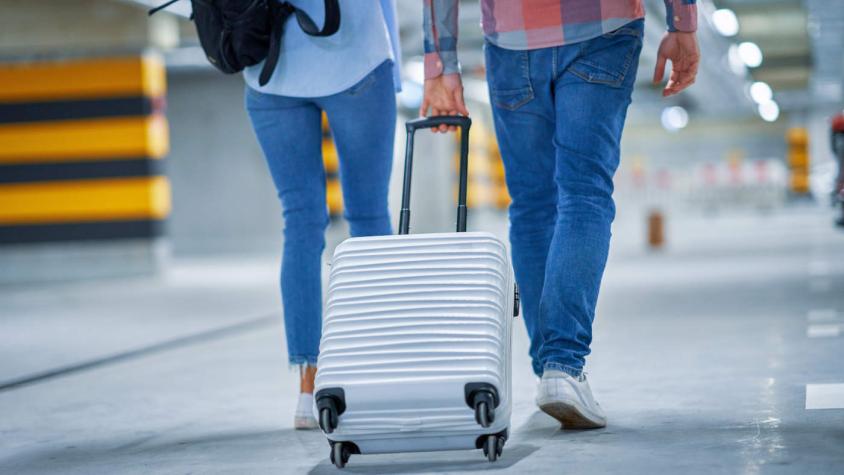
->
[424, 0, 698, 79]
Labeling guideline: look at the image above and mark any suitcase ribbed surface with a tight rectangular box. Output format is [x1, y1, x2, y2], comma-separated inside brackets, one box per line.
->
[316, 232, 512, 434]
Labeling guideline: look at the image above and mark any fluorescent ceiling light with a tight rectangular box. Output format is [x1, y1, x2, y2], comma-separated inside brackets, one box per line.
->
[749, 82, 773, 104]
[712, 9, 740, 37]
[404, 59, 425, 85]
[661, 106, 689, 132]
[727, 44, 748, 76]
[738, 42, 763, 68]
[758, 101, 780, 122]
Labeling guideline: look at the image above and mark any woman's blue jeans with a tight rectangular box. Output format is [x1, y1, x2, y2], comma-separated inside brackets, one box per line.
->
[485, 21, 644, 377]
[245, 60, 396, 367]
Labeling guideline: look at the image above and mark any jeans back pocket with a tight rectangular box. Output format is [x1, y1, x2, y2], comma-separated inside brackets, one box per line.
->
[568, 20, 644, 88]
[484, 41, 534, 111]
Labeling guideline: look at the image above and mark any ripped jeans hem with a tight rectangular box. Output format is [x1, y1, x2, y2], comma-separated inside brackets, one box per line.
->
[289, 355, 318, 370]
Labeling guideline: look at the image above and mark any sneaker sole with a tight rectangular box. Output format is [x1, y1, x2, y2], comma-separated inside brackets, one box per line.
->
[294, 417, 319, 430]
[539, 401, 606, 430]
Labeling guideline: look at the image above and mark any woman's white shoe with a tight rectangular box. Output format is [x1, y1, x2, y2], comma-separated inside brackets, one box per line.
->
[294, 392, 319, 430]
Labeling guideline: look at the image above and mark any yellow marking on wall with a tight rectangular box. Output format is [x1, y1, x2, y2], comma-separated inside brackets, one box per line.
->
[786, 127, 810, 194]
[0, 115, 169, 164]
[326, 179, 343, 215]
[489, 140, 510, 209]
[323, 138, 339, 174]
[453, 123, 509, 209]
[790, 174, 810, 193]
[787, 128, 808, 146]
[0, 177, 170, 225]
[0, 55, 165, 103]
[321, 112, 342, 216]
[321, 113, 330, 134]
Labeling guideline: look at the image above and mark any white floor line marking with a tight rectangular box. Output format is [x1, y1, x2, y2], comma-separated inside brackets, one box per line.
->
[807, 324, 842, 338]
[806, 384, 844, 410]
[809, 279, 832, 293]
[807, 309, 839, 322]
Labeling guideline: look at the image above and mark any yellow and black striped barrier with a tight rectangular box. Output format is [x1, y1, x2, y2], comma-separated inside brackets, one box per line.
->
[488, 138, 511, 209]
[322, 112, 343, 217]
[786, 127, 809, 194]
[453, 120, 510, 210]
[0, 55, 170, 244]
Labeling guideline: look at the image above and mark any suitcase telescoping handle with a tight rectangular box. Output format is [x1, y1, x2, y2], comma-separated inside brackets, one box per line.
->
[399, 115, 472, 235]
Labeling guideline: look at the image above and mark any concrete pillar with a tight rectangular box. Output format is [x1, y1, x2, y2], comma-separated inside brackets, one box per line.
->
[0, 0, 162, 58]
[0, 54, 171, 283]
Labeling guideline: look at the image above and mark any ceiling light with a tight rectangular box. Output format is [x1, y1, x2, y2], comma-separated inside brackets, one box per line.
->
[749, 82, 773, 104]
[738, 42, 763, 68]
[398, 81, 424, 109]
[727, 44, 748, 76]
[404, 58, 425, 84]
[661, 106, 689, 132]
[712, 9, 740, 37]
[758, 101, 780, 122]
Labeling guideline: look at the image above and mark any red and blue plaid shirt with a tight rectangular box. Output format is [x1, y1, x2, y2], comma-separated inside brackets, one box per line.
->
[424, 0, 698, 79]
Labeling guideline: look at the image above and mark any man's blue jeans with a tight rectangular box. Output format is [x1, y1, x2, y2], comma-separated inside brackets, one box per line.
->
[245, 60, 396, 367]
[485, 20, 644, 377]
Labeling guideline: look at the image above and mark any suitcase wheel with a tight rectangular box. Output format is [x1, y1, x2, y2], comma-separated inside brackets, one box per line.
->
[475, 401, 492, 428]
[330, 441, 351, 469]
[481, 434, 505, 462]
[471, 391, 496, 428]
[465, 383, 499, 428]
[319, 407, 337, 434]
[316, 388, 346, 434]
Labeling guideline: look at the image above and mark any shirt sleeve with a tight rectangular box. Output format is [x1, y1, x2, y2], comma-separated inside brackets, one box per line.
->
[664, 0, 698, 33]
[423, 0, 460, 79]
[380, 0, 402, 92]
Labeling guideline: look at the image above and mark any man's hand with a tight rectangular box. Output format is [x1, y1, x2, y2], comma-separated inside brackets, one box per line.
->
[419, 73, 469, 133]
[653, 32, 700, 97]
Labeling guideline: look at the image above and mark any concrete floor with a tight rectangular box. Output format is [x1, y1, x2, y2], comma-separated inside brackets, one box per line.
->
[1, 204, 843, 474]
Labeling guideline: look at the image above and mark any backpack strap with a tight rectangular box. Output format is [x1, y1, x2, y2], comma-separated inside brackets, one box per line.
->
[260, 2, 294, 86]
[149, 0, 341, 86]
[293, 0, 341, 37]
[147, 0, 181, 16]
[259, 0, 341, 86]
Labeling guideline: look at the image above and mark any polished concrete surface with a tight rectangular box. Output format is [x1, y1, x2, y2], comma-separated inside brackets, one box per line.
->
[1, 205, 843, 474]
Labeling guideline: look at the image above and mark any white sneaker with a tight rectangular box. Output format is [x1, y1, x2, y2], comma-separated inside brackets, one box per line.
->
[535, 370, 607, 429]
[294, 393, 319, 430]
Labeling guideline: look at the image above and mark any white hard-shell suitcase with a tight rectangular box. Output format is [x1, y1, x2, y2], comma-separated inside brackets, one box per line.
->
[314, 116, 519, 469]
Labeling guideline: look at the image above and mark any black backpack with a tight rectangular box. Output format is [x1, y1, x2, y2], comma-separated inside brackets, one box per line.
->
[149, 0, 340, 86]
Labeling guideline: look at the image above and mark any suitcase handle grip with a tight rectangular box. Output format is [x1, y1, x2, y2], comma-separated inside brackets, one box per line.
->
[406, 115, 471, 132]
[399, 115, 472, 235]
